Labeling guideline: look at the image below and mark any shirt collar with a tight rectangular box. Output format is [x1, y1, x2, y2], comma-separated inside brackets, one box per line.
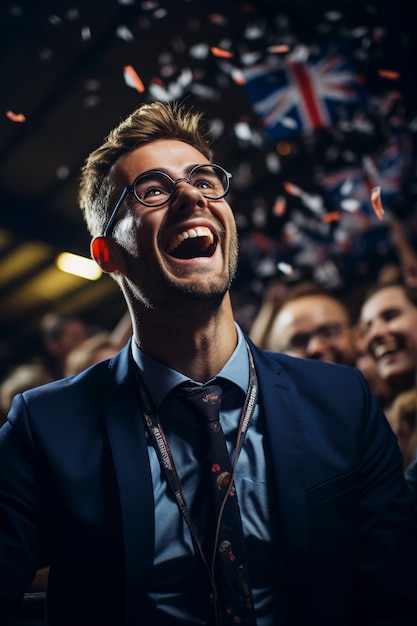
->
[131, 324, 249, 408]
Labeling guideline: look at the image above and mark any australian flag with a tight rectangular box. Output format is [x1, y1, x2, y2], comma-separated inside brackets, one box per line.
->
[243, 41, 367, 140]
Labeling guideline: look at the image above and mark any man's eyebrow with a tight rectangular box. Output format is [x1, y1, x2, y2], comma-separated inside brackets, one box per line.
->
[135, 164, 204, 178]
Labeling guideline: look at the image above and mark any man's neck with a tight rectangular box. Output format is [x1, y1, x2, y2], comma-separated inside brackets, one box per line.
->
[131, 294, 238, 383]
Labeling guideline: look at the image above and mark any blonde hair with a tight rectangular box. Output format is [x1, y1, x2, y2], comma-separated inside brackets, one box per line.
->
[79, 101, 214, 237]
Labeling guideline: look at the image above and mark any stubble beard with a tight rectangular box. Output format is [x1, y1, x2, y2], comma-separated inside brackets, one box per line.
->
[160, 239, 238, 304]
[123, 226, 239, 309]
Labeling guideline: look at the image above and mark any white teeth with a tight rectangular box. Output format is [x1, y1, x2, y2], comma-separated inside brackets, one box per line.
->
[168, 226, 214, 252]
[374, 340, 398, 360]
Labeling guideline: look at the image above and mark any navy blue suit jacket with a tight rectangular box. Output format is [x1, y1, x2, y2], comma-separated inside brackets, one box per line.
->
[1, 339, 417, 625]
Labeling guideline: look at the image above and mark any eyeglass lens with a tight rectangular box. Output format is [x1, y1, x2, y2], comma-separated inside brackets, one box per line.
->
[134, 164, 229, 207]
[289, 322, 345, 350]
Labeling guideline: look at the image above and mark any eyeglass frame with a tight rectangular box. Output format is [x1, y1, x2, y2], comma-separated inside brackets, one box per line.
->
[102, 163, 232, 237]
[281, 322, 349, 354]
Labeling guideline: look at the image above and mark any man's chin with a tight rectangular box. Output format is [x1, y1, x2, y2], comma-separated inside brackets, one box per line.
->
[173, 279, 231, 301]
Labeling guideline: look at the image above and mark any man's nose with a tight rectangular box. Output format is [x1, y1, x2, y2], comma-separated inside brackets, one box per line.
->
[169, 180, 208, 212]
[305, 334, 329, 358]
[364, 317, 388, 348]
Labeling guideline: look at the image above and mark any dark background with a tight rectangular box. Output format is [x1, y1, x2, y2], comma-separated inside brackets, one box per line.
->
[0, 0, 416, 377]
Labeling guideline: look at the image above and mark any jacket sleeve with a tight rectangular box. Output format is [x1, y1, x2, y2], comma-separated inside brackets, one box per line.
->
[0, 394, 44, 623]
[350, 370, 417, 625]
[405, 453, 417, 518]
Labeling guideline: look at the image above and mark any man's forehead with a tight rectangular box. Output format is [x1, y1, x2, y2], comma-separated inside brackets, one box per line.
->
[109, 139, 209, 187]
[361, 286, 408, 317]
[280, 295, 348, 326]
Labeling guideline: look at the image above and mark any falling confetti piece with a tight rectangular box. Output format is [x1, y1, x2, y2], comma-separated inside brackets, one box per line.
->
[340, 198, 361, 212]
[377, 69, 400, 80]
[322, 211, 340, 223]
[5, 110, 26, 123]
[210, 46, 233, 58]
[371, 186, 385, 220]
[231, 68, 245, 85]
[123, 65, 145, 93]
[266, 44, 290, 54]
[209, 13, 228, 26]
[284, 181, 303, 197]
[189, 43, 209, 59]
[116, 25, 135, 42]
[273, 196, 286, 216]
[81, 27, 91, 41]
[277, 261, 294, 276]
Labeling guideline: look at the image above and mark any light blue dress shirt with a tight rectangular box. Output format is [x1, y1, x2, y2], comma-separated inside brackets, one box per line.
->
[132, 325, 286, 625]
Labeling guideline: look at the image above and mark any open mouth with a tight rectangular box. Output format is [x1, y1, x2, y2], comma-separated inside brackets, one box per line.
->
[167, 226, 217, 260]
[373, 340, 400, 360]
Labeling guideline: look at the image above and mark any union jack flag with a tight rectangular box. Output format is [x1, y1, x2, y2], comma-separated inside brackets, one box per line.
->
[243, 41, 367, 140]
[321, 130, 413, 217]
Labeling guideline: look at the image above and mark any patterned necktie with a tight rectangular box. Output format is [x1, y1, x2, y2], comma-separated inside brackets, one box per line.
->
[180, 383, 257, 626]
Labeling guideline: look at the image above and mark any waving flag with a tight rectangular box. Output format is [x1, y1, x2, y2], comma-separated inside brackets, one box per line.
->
[243, 41, 367, 140]
[322, 130, 412, 217]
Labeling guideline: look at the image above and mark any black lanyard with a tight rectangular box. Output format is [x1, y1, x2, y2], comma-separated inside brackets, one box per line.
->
[134, 341, 258, 613]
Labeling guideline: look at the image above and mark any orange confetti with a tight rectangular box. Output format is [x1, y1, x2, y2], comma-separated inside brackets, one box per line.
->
[5, 110, 26, 123]
[231, 68, 245, 85]
[123, 65, 145, 93]
[210, 46, 233, 58]
[377, 69, 400, 80]
[322, 211, 340, 223]
[371, 186, 385, 220]
[267, 45, 290, 54]
[284, 181, 303, 197]
[273, 196, 286, 216]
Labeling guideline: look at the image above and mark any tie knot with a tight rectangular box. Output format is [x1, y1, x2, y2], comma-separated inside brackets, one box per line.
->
[179, 383, 223, 424]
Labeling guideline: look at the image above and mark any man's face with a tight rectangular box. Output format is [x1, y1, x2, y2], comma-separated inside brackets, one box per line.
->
[267, 294, 356, 365]
[47, 321, 89, 361]
[108, 139, 238, 308]
[360, 285, 417, 388]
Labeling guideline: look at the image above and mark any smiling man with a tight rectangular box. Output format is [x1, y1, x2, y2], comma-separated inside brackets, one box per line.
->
[266, 283, 357, 366]
[1, 102, 417, 626]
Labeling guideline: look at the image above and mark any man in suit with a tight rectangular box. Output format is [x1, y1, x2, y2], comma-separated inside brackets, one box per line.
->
[1, 101, 417, 626]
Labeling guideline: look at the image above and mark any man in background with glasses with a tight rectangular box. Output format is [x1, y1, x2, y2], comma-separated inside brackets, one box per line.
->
[1, 101, 417, 626]
[265, 282, 357, 366]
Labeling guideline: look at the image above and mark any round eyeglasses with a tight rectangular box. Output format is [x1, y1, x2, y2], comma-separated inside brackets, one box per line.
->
[283, 322, 348, 354]
[103, 163, 232, 237]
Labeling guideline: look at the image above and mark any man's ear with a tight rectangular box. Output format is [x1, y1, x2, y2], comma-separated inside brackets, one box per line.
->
[91, 237, 125, 274]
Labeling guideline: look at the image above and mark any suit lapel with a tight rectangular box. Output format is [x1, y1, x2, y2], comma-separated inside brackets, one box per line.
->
[249, 341, 310, 606]
[103, 339, 311, 621]
[104, 341, 154, 625]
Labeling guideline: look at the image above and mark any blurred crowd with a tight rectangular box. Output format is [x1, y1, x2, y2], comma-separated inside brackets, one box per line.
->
[2, 212, 417, 477]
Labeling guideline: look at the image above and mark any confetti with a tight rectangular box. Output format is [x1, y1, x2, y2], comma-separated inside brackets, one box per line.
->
[377, 69, 400, 80]
[210, 46, 233, 58]
[273, 196, 286, 216]
[371, 186, 385, 220]
[116, 26, 135, 42]
[209, 13, 228, 26]
[189, 43, 209, 59]
[123, 65, 145, 93]
[277, 261, 294, 276]
[322, 211, 340, 223]
[5, 110, 26, 123]
[81, 27, 91, 41]
[266, 44, 290, 54]
[284, 181, 303, 197]
[230, 68, 246, 85]
[340, 198, 361, 212]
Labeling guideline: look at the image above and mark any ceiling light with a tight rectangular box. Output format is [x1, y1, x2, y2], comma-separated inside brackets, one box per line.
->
[56, 252, 102, 281]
